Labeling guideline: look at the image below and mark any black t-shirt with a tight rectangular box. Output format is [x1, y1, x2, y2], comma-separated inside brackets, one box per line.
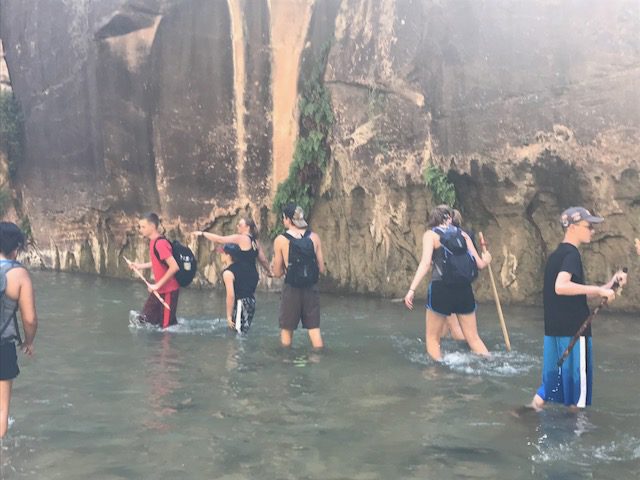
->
[224, 262, 258, 300]
[543, 243, 591, 337]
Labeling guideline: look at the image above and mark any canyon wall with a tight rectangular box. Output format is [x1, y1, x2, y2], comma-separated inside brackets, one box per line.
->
[0, 0, 638, 309]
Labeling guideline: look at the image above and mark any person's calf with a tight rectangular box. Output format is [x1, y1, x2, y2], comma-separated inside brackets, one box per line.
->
[308, 328, 323, 349]
[280, 329, 293, 347]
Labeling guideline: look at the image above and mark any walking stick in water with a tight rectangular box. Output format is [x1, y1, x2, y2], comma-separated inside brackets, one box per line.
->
[123, 256, 170, 310]
[478, 232, 511, 351]
[557, 268, 627, 368]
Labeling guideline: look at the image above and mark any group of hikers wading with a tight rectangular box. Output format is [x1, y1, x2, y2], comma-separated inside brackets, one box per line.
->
[131, 203, 325, 349]
[0, 203, 638, 437]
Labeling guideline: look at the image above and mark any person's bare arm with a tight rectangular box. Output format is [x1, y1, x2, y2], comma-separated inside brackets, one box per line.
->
[256, 240, 273, 276]
[464, 232, 491, 269]
[150, 256, 180, 291]
[222, 270, 235, 329]
[271, 236, 286, 278]
[404, 231, 436, 309]
[555, 271, 614, 301]
[129, 261, 152, 270]
[16, 269, 37, 355]
[193, 232, 249, 248]
[311, 233, 325, 274]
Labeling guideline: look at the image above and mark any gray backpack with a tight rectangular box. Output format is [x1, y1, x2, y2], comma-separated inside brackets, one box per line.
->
[0, 261, 22, 345]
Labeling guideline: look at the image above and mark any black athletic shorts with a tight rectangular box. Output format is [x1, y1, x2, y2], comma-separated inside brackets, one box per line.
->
[0, 342, 20, 380]
[426, 281, 476, 316]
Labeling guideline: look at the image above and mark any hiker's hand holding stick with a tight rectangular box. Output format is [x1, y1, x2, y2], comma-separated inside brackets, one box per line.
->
[635, 238, 640, 256]
[557, 267, 627, 368]
[123, 256, 170, 310]
[478, 232, 511, 351]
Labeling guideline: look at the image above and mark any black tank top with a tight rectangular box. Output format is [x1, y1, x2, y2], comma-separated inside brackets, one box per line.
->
[236, 235, 259, 266]
[224, 261, 258, 299]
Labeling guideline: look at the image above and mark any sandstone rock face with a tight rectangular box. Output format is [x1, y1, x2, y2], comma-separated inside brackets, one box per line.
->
[1, 0, 638, 309]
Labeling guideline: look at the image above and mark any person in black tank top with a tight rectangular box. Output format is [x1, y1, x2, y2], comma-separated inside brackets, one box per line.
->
[220, 244, 258, 334]
[192, 217, 272, 278]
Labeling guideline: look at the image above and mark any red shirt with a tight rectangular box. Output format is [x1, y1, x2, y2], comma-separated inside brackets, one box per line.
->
[150, 237, 180, 294]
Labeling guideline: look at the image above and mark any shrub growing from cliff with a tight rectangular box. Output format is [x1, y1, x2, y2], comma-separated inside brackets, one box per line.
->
[271, 47, 333, 236]
[0, 91, 25, 179]
[424, 165, 456, 207]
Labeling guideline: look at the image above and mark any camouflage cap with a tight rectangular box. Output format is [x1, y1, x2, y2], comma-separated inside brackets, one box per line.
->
[291, 206, 308, 228]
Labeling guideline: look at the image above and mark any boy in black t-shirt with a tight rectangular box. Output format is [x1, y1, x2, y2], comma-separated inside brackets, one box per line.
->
[530, 207, 626, 410]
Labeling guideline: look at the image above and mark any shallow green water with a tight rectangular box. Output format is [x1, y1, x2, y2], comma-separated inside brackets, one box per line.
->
[1, 271, 639, 479]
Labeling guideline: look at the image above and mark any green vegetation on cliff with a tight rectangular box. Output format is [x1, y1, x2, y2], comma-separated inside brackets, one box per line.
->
[272, 47, 333, 236]
[0, 91, 25, 179]
[424, 164, 456, 207]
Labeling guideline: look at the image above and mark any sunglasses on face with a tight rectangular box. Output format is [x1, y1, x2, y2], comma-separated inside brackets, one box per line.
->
[576, 223, 595, 231]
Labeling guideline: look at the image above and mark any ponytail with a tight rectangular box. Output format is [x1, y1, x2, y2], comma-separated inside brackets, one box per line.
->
[242, 217, 258, 237]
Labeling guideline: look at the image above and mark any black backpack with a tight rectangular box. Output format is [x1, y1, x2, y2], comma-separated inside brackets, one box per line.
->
[153, 236, 197, 287]
[284, 230, 319, 288]
[433, 226, 478, 284]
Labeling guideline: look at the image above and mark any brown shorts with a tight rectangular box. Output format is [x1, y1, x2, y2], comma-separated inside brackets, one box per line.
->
[278, 283, 320, 331]
[140, 289, 179, 329]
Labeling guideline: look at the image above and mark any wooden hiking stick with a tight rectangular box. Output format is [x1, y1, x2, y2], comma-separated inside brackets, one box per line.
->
[123, 256, 170, 310]
[478, 232, 511, 351]
[557, 267, 627, 368]
[635, 238, 640, 256]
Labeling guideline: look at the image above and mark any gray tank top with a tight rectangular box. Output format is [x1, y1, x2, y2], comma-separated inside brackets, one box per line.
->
[0, 260, 21, 344]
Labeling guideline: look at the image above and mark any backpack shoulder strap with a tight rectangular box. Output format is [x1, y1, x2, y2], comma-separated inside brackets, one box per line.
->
[303, 229, 312, 238]
[152, 236, 171, 263]
[283, 232, 295, 242]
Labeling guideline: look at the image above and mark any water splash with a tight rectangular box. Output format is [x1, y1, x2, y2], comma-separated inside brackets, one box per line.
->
[443, 350, 537, 377]
[128, 310, 228, 334]
[391, 335, 537, 377]
[529, 411, 640, 466]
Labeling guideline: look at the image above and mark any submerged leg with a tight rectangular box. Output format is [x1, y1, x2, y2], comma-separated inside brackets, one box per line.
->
[280, 329, 293, 347]
[426, 310, 447, 361]
[307, 328, 323, 349]
[457, 312, 490, 356]
[442, 314, 465, 340]
[0, 380, 13, 438]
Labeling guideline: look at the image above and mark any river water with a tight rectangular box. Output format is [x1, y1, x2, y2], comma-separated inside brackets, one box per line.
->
[1, 271, 639, 479]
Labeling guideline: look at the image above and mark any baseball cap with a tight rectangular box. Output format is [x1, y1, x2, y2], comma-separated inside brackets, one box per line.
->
[283, 204, 308, 228]
[560, 207, 604, 227]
